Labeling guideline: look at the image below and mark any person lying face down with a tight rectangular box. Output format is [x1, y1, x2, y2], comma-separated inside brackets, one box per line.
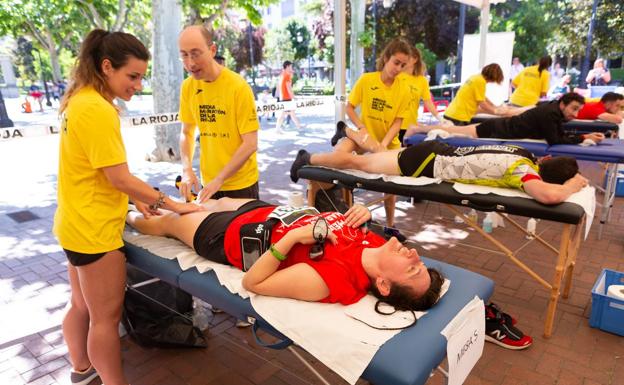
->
[406, 92, 606, 146]
[127, 198, 444, 312]
[290, 140, 589, 205]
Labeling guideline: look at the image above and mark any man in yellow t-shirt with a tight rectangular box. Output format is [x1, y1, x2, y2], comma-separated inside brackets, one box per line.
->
[178, 25, 260, 202]
[444, 63, 504, 125]
[510, 57, 551, 107]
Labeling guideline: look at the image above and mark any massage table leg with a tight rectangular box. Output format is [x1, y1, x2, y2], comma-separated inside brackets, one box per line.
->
[544, 224, 572, 337]
[598, 163, 618, 239]
[562, 218, 584, 299]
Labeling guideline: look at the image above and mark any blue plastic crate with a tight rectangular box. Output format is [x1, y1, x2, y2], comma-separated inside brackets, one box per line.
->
[589, 269, 624, 336]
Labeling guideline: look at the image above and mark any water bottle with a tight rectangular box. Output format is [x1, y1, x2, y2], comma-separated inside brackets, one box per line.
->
[192, 297, 211, 331]
[467, 209, 478, 224]
[483, 213, 493, 234]
[526, 218, 537, 239]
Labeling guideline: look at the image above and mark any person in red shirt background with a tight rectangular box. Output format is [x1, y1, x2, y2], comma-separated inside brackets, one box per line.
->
[275, 60, 302, 131]
[127, 197, 444, 311]
[577, 92, 623, 124]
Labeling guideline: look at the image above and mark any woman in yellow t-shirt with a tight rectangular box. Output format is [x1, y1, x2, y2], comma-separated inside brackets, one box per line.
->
[54, 29, 202, 385]
[334, 37, 412, 240]
[398, 45, 445, 143]
[510, 56, 552, 106]
[443, 63, 504, 125]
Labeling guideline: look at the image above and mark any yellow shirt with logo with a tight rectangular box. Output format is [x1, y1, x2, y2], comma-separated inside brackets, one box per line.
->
[444, 74, 487, 123]
[179, 68, 259, 190]
[399, 73, 431, 129]
[53, 87, 127, 253]
[348, 72, 410, 149]
[510, 65, 550, 106]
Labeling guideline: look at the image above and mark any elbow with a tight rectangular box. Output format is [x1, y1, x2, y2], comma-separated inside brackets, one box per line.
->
[241, 274, 256, 293]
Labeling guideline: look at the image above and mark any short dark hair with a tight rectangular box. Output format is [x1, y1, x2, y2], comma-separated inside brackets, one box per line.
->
[559, 92, 585, 106]
[481, 63, 504, 83]
[539, 156, 579, 185]
[601, 92, 624, 104]
[283, 60, 292, 69]
[369, 268, 444, 312]
[214, 54, 225, 64]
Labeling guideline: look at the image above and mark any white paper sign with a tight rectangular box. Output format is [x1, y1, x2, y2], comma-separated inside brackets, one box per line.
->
[440, 296, 485, 385]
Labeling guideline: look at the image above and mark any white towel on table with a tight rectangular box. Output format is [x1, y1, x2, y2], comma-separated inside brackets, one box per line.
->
[313, 166, 442, 185]
[452, 183, 595, 239]
[122, 229, 448, 385]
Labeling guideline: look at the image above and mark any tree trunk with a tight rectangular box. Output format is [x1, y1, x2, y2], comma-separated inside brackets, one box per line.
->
[349, 0, 365, 89]
[40, 29, 62, 82]
[149, 0, 183, 162]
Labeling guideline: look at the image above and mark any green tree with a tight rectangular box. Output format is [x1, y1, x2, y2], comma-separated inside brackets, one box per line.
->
[13, 37, 37, 83]
[183, 0, 279, 27]
[0, 0, 86, 82]
[285, 20, 313, 62]
[490, 0, 551, 62]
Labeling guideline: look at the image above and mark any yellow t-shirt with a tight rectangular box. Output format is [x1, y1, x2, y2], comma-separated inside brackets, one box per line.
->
[179, 68, 260, 190]
[399, 73, 431, 129]
[510, 65, 550, 106]
[444, 74, 486, 123]
[53, 87, 127, 253]
[348, 72, 410, 149]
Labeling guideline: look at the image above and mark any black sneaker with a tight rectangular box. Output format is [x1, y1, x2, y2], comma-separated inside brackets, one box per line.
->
[383, 227, 407, 243]
[485, 307, 532, 350]
[331, 121, 348, 147]
[290, 149, 311, 183]
[486, 302, 517, 326]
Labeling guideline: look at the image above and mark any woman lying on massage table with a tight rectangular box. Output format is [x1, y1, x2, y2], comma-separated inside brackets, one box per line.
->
[127, 199, 444, 311]
[290, 140, 589, 205]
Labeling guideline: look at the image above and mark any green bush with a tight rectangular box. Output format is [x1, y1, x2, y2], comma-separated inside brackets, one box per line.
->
[610, 68, 624, 83]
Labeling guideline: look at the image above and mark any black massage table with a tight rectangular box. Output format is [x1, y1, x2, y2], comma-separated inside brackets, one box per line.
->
[298, 166, 587, 338]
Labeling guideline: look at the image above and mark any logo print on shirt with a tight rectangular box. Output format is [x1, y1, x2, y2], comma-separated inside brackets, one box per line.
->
[199, 104, 226, 123]
[196, 89, 203, 95]
[371, 97, 386, 112]
[370, 86, 380, 91]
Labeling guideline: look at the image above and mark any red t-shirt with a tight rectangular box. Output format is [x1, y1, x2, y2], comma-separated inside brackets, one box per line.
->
[280, 71, 293, 100]
[577, 101, 606, 120]
[223, 206, 385, 305]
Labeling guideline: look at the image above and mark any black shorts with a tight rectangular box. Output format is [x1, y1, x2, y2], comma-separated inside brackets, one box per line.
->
[398, 141, 453, 177]
[212, 182, 260, 200]
[64, 247, 126, 267]
[475, 119, 509, 139]
[192, 200, 273, 264]
[443, 115, 471, 126]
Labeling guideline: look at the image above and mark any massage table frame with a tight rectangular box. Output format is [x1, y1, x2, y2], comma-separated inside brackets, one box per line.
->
[299, 166, 586, 338]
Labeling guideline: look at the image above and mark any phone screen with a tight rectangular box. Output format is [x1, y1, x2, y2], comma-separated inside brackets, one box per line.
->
[241, 237, 262, 271]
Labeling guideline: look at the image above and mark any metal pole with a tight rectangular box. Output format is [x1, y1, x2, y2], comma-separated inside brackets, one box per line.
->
[0, 88, 14, 128]
[455, 3, 466, 82]
[334, 0, 346, 123]
[580, 0, 599, 89]
[248, 23, 255, 87]
[37, 50, 52, 107]
[478, 0, 490, 69]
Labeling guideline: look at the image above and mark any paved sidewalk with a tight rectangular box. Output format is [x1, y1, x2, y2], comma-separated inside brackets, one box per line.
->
[1, 95, 623, 385]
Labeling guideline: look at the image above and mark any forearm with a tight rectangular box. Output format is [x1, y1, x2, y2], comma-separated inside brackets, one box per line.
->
[479, 100, 497, 115]
[242, 233, 298, 290]
[180, 127, 196, 172]
[381, 119, 402, 148]
[113, 172, 181, 210]
[346, 104, 365, 129]
[423, 99, 441, 120]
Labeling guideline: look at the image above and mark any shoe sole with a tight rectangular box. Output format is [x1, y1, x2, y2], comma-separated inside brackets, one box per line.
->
[485, 335, 531, 350]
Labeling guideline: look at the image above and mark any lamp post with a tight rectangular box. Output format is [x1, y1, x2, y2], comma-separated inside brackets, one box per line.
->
[35, 50, 52, 107]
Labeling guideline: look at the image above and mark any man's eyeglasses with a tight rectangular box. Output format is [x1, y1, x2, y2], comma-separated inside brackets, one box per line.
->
[179, 51, 205, 62]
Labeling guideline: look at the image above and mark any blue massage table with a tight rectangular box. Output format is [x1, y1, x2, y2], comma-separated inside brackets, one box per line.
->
[471, 113, 619, 136]
[124, 239, 494, 385]
[297, 165, 587, 338]
[404, 134, 624, 239]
